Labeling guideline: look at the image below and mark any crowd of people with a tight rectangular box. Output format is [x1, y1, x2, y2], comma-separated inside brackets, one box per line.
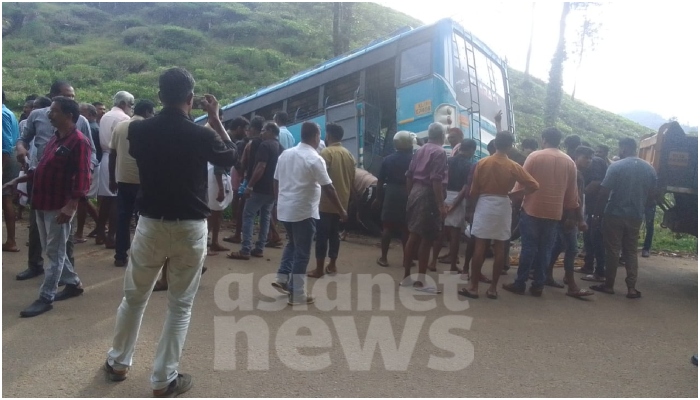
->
[1, 66, 661, 396]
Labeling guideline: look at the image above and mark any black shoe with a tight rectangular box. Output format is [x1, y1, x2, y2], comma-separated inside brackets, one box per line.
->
[114, 258, 128, 267]
[104, 360, 129, 382]
[692, 354, 698, 366]
[153, 373, 193, 397]
[20, 299, 53, 318]
[16, 268, 44, 281]
[54, 284, 84, 301]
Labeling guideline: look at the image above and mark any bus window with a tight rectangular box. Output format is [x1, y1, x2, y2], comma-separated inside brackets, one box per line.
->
[255, 101, 283, 121]
[399, 42, 431, 85]
[288, 87, 320, 123]
[325, 72, 361, 108]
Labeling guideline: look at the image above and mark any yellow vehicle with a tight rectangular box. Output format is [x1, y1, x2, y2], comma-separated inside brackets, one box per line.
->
[639, 121, 698, 236]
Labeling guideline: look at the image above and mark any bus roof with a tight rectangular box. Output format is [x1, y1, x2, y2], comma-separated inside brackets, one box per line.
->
[196, 18, 506, 124]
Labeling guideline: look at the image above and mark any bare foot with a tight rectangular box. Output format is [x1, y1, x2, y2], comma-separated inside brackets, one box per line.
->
[307, 270, 324, 279]
[210, 243, 229, 252]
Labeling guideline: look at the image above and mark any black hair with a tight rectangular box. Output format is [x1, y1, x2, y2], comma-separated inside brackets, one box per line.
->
[460, 138, 477, 151]
[25, 94, 38, 102]
[597, 144, 609, 153]
[230, 116, 249, 130]
[574, 145, 595, 159]
[326, 122, 344, 141]
[581, 140, 591, 148]
[301, 121, 320, 143]
[274, 111, 289, 125]
[564, 135, 581, 151]
[618, 137, 637, 151]
[494, 131, 515, 151]
[52, 96, 80, 123]
[487, 139, 496, 155]
[134, 99, 155, 117]
[34, 96, 52, 109]
[250, 116, 265, 132]
[263, 122, 280, 136]
[49, 80, 71, 97]
[521, 138, 538, 151]
[80, 103, 97, 117]
[92, 101, 104, 108]
[541, 127, 563, 147]
[158, 67, 195, 106]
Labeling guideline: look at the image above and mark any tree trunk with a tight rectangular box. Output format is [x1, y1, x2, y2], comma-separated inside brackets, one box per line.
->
[544, 2, 571, 127]
[571, 19, 587, 100]
[341, 2, 353, 54]
[332, 2, 341, 56]
[524, 2, 536, 82]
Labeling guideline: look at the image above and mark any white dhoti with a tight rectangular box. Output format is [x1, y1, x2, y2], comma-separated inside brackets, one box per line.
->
[87, 169, 99, 199]
[470, 195, 512, 241]
[444, 190, 466, 228]
[207, 163, 234, 211]
[97, 150, 116, 197]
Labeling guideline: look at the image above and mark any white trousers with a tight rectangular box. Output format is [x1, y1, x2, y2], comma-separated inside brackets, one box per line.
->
[107, 217, 207, 390]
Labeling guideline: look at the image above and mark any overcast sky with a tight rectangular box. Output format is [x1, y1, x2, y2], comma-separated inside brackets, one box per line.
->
[376, 1, 698, 126]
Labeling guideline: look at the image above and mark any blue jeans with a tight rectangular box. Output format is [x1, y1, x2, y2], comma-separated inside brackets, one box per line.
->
[583, 214, 605, 276]
[643, 205, 656, 251]
[277, 218, 316, 299]
[550, 224, 578, 273]
[116, 183, 140, 262]
[36, 210, 81, 302]
[514, 212, 559, 289]
[241, 193, 275, 255]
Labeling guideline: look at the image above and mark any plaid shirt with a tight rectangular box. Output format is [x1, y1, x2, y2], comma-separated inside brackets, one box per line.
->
[29, 129, 92, 211]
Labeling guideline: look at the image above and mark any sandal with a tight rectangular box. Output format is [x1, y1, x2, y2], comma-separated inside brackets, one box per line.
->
[479, 275, 492, 284]
[376, 258, 389, 267]
[223, 236, 241, 244]
[399, 278, 415, 287]
[589, 284, 614, 294]
[226, 252, 250, 260]
[415, 286, 442, 294]
[458, 288, 479, 299]
[544, 279, 565, 289]
[626, 290, 642, 299]
[581, 274, 606, 282]
[251, 249, 264, 258]
[265, 240, 283, 249]
[74, 237, 88, 244]
[324, 266, 336, 275]
[2, 245, 20, 252]
[573, 267, 593, 274]
[486, 290, 498, 300]
[566, 288, 595, 298]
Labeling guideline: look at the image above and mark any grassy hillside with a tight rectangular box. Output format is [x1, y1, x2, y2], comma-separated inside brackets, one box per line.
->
[3, 2, 648, 149]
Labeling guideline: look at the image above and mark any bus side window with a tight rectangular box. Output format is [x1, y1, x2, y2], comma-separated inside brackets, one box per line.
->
[399, 42, 432, 85]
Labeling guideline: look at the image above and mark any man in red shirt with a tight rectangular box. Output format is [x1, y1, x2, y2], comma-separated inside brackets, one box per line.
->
[4, 97, 91, 317]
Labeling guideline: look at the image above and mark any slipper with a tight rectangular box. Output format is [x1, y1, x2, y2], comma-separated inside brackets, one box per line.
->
[566, 288, 595, 298]
[573, 267, 593, 274]
[581, 274, 605, 282]
[251, 250, 264, 258]
[265, 241, 283, 248]
[460, 274, 470, 281]
[399, 278, 415, 287]
[2, 245, 20, 252]
[486, 290, 498, 300]
[449, 268, 463, 274]
[626, 290, 642, 299]
[479, 275, 492, 284]
[226, 252, 250, 260]
[544, 280, 565, 289]
[502, 283, 525, 295]
[324, 266, 336, 275]
[415, 285, 442, 295]
[589, 284, 614, 294]
[376, 258, 389, 267]
[223, 236, 241, 244]
[74, 237, 88, 244]
[438, 256, 459, 265]
[458, 288, 479, 299]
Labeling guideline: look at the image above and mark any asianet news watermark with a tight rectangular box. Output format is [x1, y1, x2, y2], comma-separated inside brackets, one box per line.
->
[212, 273, 475, 372]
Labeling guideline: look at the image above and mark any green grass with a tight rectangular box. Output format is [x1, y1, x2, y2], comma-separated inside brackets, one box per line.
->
[640, 207, 697, 255]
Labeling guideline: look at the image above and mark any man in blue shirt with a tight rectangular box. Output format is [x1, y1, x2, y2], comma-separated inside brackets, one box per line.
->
[590, 138, 657, 299]
[2, 90, 21, 252]
[274, 111, 295, 150]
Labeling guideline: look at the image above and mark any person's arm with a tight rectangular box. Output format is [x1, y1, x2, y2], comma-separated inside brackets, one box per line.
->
[512, 163, 539, 195]
[240, 142, 251, 178]
[201, 95, 237, 168]
[15, 111, 35, 165]
[109, 150, 118, 193]
[592, 165, 616, 222]
[215, 172, 226, 202]
[312, 157, 348, 220]
[57, 137, 91, 224]
[509, 154, 533, 197]
[495, 110, 503, 132]
[78, 116, 98, 171]
[321, 184, 348, 221]
[246, 141, 271, 195]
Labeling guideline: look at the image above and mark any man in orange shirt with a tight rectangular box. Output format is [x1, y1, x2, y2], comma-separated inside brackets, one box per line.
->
[459, 131, 538, 299]
[503, 128, 579, 297]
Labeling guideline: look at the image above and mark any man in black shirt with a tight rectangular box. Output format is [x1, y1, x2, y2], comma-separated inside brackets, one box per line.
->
[228, 122, 282, 260]
[223, 116, 250, 244]
[104, 67, 237, 398]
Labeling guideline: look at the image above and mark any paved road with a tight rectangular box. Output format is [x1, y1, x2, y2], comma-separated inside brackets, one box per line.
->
[2, 222, 698, 397]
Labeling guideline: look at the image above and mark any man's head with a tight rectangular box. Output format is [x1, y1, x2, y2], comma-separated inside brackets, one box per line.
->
[250, 116, 265, 136]
[427, 123, 445, 144]
[541, 127, 562, 148]
[595, 144, 609, 159]
[34, 96, 52, 109]
[564, 135, 581, 155]
[273, 111, 289, 127]
[48, 80, 75, 99]
[92, 101, 106, 122]
[230, 116, 249, 140]
[487, 140, 496, 156]
[113, 91, 135, 116]
[22, 99, 35, 116]
[134, 99, 156, 119]
[325, 123, 344, 145]
[574, 145, 594, 170]
[158, 67, 195, 111]
[447, 127, 464, 148]
[261, 121, 280, 141]
[618, 138, 637, 159]
[301, 121, 321, 148]
[49, 96, 80, 129]
[581, 140, 592, 148]
[521, 138, 538, 156]
[79, 103, 98, 122]
[494, 131, 515, 152]
[458, 138, 477, 159]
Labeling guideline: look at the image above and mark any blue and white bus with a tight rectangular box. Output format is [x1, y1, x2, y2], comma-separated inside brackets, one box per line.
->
[196, 17, 514, 176]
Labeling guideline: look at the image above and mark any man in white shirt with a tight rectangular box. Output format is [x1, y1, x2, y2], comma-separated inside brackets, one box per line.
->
[273, 111, 295, 150]
[272, 121, 348, 306]
[95, 91, 133, 248]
